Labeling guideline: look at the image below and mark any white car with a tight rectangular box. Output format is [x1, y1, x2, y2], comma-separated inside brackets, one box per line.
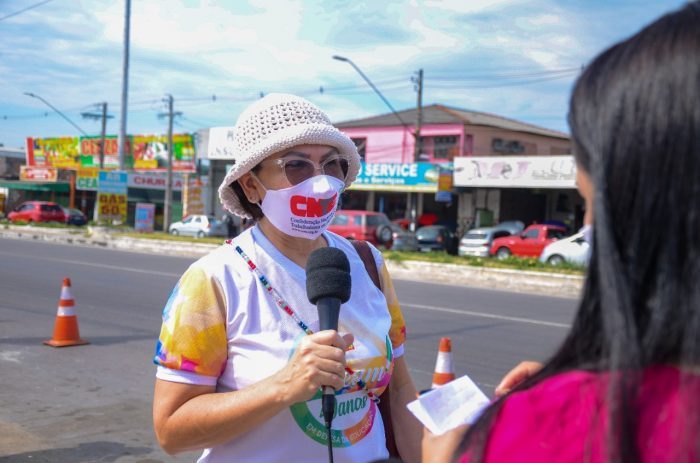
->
[169, 215, 227, 238]
[539, 231, 591, 266]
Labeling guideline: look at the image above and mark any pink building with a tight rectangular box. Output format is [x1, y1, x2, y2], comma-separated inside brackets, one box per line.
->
[335, 104, 573, 232]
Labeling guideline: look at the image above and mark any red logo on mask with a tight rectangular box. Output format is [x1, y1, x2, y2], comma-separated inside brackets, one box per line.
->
[290, 194, 337, 217]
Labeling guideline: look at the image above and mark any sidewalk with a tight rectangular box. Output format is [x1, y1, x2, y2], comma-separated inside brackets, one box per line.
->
[1, 224, 583, 298]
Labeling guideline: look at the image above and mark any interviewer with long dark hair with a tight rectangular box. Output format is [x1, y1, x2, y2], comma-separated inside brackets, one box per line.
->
[424, 2, 700, 462]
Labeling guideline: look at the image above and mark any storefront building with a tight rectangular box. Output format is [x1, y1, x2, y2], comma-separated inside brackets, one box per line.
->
[453, 155, 584, 233]
[12, 134, 206, 227]
[336, 104, 572, 232]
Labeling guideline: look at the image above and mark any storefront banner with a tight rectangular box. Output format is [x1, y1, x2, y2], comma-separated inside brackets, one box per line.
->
[349, 162, 447, 193]
[435, 167, 454, 202]
[26, 137, 80, 169]
[97, 192, 127, 223]
[26, 134, 196, 171]
[128, 172, 184, 191]
[135, 203, 156, 233]
[97, 170, 128, 222]
[182, 175, 205, 217]
[79, 136, 120, 169]
[206, 127, 236, 160]
[453, 155, 576, 189]
[20, 166, 58, 182]
[131, 134, 196, 171]
[98, 171, 128, 194]
[76, 168, 99, 191]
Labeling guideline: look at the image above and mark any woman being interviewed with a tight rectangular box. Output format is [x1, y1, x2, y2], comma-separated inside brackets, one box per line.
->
[152, 94, 421, 462]
[425, 2, 700, 462]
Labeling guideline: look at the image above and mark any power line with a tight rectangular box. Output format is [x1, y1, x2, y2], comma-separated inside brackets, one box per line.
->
[0, 0, 55, 22]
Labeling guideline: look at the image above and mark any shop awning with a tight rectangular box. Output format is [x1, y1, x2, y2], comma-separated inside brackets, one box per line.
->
[0, 180, 70, 192]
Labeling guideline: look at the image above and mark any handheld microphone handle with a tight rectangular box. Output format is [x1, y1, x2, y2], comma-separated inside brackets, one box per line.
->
[316, 296, 342, 428]
[317, 297, 341, 332]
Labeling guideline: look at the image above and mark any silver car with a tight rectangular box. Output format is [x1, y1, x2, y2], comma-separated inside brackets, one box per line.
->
[458, 227, 512, 257]
[169, 215, 228, 238]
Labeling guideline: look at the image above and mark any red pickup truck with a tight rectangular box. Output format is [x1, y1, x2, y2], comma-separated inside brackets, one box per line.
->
[489, 224, 567, 259]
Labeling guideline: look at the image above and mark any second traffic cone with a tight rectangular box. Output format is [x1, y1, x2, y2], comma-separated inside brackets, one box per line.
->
[44, 278, 89, 348]
[431, 337, 455, 388]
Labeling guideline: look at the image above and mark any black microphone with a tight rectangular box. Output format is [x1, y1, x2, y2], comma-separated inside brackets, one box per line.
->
[306, 247, 352, 432]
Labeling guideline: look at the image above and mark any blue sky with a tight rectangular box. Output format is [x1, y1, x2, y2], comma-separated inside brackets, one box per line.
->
[0, 0, 688, 149]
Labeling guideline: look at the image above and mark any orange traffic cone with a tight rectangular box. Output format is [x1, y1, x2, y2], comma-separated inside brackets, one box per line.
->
[44, 278, 89, 347]
[431, 337, 455, 388]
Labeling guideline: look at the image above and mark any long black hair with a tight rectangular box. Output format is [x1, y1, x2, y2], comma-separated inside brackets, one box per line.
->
[458, 2, 700, 461]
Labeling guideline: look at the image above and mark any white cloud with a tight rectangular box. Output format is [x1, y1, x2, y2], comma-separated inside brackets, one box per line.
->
[0, 0, 687, 146]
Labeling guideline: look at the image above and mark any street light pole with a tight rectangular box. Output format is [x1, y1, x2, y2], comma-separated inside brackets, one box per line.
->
[117, 0, 131, 171]
[23, 92, 88, 136]
[332, 55, 414, 132]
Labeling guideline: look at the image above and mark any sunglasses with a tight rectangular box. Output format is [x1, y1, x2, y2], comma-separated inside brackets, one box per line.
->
[261, 154, 350, 186]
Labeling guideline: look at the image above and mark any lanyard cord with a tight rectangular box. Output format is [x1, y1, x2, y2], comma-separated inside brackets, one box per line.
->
[231, 241, 379, 404]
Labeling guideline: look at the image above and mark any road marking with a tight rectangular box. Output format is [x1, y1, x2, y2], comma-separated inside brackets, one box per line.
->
[402, 302, 571, 328]
[0, 351, 22, 363]
[0, 251, 181, 278]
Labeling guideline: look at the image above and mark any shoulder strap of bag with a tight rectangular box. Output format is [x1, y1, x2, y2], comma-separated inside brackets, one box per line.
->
[351, 239, 381, 291]
[349, 239, 400, 458]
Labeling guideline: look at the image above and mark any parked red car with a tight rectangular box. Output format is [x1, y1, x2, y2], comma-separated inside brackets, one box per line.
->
[8, 201, 66, 224]
[328, 210, 393, 247]
[489, 224, 567, 259]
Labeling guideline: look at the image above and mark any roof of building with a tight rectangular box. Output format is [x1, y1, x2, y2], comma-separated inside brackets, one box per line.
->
[335, 104, 570, 140]
[0, 147, 26, 159]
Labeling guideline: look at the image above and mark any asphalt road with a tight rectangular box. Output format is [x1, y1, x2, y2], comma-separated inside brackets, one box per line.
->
[0, 237, 577, 462]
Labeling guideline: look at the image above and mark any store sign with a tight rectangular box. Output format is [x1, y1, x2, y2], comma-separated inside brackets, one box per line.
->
[79, 136, 120, 168]
[135, 203, 156, 233]
[453, 155, 576, 189]
[183, 175, 205, 217]
[76, 168, 99, 191]
[97, 171, 128, 223]
[25, 137, 80, 169]
[20, 166, 58, 182]
[131, 134, 196, 171]
[349, 162, 446, 193]
[26, 133, 196, 172]
[128, 172, 184, 191]
[97, 193, 127, 222]
[435, 167, 454, 202]
[206, 126, 236, 160]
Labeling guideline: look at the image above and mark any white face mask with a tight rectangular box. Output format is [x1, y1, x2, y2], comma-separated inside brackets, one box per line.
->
[255, 174, 344, 239]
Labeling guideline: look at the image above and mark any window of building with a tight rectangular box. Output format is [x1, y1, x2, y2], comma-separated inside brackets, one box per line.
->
[433, 136, 459, 160]
[351, 138, 367, 161]
[492, 138, 526, 154]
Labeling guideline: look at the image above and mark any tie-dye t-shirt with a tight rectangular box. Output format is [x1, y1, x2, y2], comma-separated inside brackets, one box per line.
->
[154, 226, 406, 463]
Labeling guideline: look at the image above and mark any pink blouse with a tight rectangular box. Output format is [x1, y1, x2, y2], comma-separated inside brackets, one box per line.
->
[459, 366, 699, 463]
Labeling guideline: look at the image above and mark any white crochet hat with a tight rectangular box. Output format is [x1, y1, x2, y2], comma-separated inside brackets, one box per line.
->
[218, 93, 361, 218]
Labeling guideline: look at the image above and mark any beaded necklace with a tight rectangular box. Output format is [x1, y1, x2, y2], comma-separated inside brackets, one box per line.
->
[231, 241, 379, 404]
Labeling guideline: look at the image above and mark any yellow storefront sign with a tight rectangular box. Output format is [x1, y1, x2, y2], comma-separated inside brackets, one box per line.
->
[97, 193, 127, 222]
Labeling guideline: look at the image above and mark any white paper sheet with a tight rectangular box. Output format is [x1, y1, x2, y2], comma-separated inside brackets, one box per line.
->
[406, 374, 490, 435]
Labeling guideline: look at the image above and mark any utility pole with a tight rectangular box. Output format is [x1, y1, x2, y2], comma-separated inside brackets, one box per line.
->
[81, 102, 114, 169]
[159, 94, 182, 232]
[412, 69, 424, 162]
[117, 0, 131, 170]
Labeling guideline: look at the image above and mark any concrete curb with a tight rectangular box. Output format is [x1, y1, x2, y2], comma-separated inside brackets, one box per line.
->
[384, 260, 582, 298]
[1, 225, 583, 298]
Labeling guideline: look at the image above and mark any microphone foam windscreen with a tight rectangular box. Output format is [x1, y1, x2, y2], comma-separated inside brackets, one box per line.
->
[306, 247, 352, 304]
